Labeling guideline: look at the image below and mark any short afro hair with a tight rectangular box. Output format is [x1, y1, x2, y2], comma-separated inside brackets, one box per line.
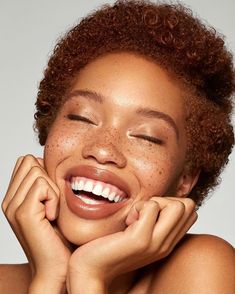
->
[34, 0, 234, 207]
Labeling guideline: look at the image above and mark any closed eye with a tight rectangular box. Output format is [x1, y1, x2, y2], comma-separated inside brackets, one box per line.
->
[67, 114, 95, 125]
[134, 134, 164, 145]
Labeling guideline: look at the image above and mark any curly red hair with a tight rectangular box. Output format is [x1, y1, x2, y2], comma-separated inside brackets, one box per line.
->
[34, 0, 234, 207]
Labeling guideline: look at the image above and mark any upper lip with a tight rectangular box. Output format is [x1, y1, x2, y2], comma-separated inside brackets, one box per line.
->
[65, 165, 131, 197]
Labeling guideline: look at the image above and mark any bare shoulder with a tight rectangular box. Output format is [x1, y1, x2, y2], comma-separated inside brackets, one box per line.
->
[0, 263, 31, 294]
[149, 234, 235, 294]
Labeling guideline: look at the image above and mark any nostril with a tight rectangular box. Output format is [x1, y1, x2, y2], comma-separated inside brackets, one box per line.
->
[82, 142, 127, 168]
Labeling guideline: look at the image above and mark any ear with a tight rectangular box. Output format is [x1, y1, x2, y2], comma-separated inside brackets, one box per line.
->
[175, 169, 200, 197]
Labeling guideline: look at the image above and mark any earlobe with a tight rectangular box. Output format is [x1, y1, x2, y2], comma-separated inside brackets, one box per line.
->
[176, 169, 200, 197]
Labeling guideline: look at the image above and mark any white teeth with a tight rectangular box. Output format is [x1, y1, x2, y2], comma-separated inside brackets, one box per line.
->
[71, 178, 126, 203]
[74, 181, 78, 190]
[101, 187, 110, 198]
[72, 179, 85, 192]
[83, 180, 93, 192]
[114, 195, 120, 203]
[77, 180, 84, 191]
[71, 181, 76, 190]
[92, 183, 103, 196]
[77, 195, 102, 205]
[108, 191, 116, 202]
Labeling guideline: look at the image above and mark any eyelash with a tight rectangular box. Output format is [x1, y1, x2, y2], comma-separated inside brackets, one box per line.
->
[67, 114, 94, 124]
[67, 114, 163, 145]
[134, 134, 164, 145]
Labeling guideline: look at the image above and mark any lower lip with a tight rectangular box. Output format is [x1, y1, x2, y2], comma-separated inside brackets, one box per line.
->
[65, 181, 130, 219]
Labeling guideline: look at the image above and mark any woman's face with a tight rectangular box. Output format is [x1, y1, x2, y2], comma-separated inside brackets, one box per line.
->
[44, 52, 188, 245]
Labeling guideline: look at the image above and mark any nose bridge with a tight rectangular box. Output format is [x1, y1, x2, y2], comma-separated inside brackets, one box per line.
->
[102, 127, 120, 145]
[82, 127, 127, 167]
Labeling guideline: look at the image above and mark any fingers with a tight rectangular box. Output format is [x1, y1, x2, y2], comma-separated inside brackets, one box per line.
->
[92, 196, 198, 279]
[2, 169, 60, 269]
[3, 155, 40, 210]
[151, 197, 186, 241]
[170, 210, 198, 248]
[36, 157, 44, 168]
[1, 154, 71, 280]
[126, 200, 160, 226]
[125, 203, 139, 226]
[163, 197, 197, 246]
[94, 200, 161, 264]
[1, 154, 59, 257]
[2, 154, 59, 212]
[6, 166, 58, 214]
[9, 156, 24, 185]
[149, 197, 197, 257]
[16, 177, 59, 223]
[124, 196, 197, 263]
[126, 200, 160, 243]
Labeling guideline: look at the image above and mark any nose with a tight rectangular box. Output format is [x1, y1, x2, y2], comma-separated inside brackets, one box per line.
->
[81, 129, 127, 168]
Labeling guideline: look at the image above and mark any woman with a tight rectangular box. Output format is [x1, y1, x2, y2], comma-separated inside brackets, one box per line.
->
[1, 0, 234, 293]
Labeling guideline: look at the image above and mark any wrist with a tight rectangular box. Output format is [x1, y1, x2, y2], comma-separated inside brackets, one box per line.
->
[68, 271, 107, 294]
[29, 275, 66, 294]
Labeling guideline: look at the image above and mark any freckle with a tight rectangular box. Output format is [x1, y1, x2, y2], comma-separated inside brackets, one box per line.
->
[159, 170, 162, 175]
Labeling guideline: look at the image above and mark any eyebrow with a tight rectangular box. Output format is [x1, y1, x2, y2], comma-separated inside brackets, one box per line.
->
[136, 108, 179, 140]
[67, 89, 103, 103]
[67, 89, 179, 140]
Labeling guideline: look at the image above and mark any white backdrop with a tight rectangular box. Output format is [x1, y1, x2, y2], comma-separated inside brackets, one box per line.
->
[0, 0, 234, 263]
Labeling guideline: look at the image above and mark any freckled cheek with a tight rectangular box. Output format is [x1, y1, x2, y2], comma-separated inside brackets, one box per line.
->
[131, 152, 177, 195]
[43, 129, 83, 173]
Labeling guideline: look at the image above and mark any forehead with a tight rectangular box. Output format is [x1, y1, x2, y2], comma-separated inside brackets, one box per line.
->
[67, 52, 186, 123]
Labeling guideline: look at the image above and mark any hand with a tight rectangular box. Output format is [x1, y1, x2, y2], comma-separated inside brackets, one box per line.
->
[67, 197, 197, 290]
[1, 155, 71, 289]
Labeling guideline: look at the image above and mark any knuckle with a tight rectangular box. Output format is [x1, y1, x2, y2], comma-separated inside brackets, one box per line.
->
[23, 154, 35, 164]
[24, 154, 35, 160]
[150, 196, 160, 202]
[30, 165, 43, 177]
[22, 154, 38, 169]
[4, 206, 14, 222]
[34, 176, 47, 187]
[148, 200, 159, 209]
[184, 198, 196, 211]
[171, 200, 185, 214]
[16, 156, 24, 165]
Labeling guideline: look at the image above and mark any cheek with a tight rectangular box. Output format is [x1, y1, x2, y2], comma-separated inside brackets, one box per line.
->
[43, 126, 83, 177]
[129, 144, 180, 195]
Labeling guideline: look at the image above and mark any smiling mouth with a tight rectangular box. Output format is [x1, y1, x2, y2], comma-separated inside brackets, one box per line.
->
[64, 165, 131, 219]
[70, 176, 127, 204]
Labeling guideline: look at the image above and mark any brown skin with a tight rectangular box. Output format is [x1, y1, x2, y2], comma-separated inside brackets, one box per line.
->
[1, 53, 234, 293]
[35, 1, 235, 207]
[0, 235, 234, 293]
[45, 52, 192, 245]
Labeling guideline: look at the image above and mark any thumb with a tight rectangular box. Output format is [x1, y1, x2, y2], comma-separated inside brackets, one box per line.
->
[125, 201, 146, 226]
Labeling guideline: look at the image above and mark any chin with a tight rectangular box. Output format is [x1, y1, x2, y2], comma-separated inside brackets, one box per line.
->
[57, 205, 127, 246]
